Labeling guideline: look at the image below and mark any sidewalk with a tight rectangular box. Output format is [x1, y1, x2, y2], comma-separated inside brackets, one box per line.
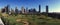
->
[0, 18, 4, 25]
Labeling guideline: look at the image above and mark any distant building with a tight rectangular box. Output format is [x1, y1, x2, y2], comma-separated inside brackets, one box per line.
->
[15, 7, 18, 14]
[1, 8, 5, 13]
[10, 8, 14, 14]
[32, 8, 36, 13]
[29, 8, 36, 14]
[39, 5, 41, 13]
[46, 5, 48, 14]
[1, 5, 10, 14]
[19, 10, 22, 14]
[25, 7, 29, 14]
[5, 5, 10, 14]
[21, 6, 25, 14]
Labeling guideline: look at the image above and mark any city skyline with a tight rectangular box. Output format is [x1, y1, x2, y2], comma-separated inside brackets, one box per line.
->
[0, 0, 60, 12]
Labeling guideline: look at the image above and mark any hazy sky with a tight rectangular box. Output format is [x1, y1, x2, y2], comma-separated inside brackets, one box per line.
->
[0, 0, 60, 12]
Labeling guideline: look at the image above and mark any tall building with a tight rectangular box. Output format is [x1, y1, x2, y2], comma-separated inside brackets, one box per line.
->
[21, 6, 25, 14]
[5, 5, 10, 14]
[29, 8, 36, 13]
[11, 8, 14, 14]
[25, 7, 28, 13]
[46, 5, 48, 14]
[39, 5, 41, 13]
[15, 7, 18, 14]
[1, 8, 5, 13]
[32, 8, 36, 13]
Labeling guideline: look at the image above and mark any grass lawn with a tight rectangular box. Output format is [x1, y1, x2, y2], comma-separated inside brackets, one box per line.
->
[1, 14, 60, 25]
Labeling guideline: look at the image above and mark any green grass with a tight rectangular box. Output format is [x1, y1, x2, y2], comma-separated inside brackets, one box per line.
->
[1, 14, 60, 25]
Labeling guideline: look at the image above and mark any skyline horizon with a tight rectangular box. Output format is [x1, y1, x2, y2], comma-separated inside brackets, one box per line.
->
[0, 0, 60, 12]
[1, 4, 60, 13]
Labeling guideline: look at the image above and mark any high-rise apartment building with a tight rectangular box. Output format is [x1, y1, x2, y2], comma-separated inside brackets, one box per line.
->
[15, 7, 18, 14]
[39, 5, 41, 13]
[46, 5, 48, 14]
[5, 5, 10, 14]
[21, 6, 25, 14]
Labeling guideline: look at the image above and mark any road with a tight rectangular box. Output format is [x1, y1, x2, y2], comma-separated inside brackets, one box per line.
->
[0, 18, 4, 25]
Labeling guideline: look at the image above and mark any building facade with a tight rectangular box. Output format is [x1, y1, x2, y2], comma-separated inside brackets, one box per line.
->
[15, 7, 18, 14]
[5, 5, 10, 14]
[46, 5, 48, 14]
[21, 6, 25, 14]
[39, 5, 41, 13]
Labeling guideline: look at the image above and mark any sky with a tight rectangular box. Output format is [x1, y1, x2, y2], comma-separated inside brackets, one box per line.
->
[0, 0, 60, 12]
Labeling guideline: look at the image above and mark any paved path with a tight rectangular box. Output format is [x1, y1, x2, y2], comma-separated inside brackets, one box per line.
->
[0, 18, 4, 25]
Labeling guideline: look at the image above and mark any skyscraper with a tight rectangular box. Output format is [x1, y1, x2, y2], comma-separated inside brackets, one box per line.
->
[5, 5, 10, 14]
[39, 5, 41, 13]
[29, 8, 36, 14]
[11, 8, 14, 14]
[21, 6, 25, 14]
[15, 7, 18, 14]
[25, 7, 28, 13]
[46, 5, 48, 14]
